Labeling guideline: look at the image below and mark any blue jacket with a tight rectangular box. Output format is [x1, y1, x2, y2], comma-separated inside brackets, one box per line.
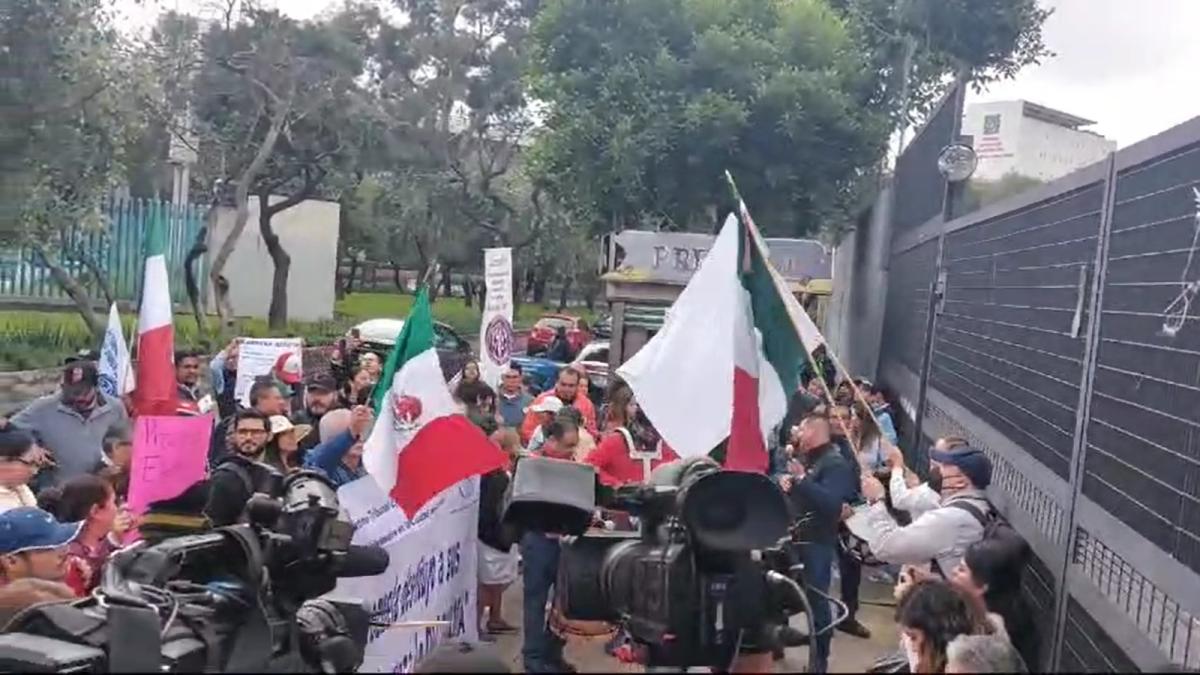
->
[303, 430, 367, 487]
[789, 444, 859, 545]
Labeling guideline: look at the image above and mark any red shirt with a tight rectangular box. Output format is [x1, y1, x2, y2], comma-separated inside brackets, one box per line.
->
[584, 431, 679, 486]
[63, 536, 115, 597]
[520, 391, 598, 444]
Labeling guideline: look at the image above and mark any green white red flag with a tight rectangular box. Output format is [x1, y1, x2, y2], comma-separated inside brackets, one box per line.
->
[363, 289, 508, 516]
[618, 209, 825, 472]
[133, 213, 178, 416]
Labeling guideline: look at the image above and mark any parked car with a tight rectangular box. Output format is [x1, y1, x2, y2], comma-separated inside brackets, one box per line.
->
[527, 314, 591, 356]
[348, 318, 473, 381]
[592, 314, 613, 339]
[572, 341, 610, 395]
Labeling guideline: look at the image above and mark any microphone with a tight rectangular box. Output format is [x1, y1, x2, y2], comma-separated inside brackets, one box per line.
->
[338, 545, 390, 577]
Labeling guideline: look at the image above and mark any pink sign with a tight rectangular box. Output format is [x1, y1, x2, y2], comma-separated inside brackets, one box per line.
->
[126, 415, 212, 515]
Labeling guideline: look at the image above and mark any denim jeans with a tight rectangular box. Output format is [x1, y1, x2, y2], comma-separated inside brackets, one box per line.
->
[801, 542, 836, 674]
[520, 532, 565, 671]
[837, 543, 862, 621]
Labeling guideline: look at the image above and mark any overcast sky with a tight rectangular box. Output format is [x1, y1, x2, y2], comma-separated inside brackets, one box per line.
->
[124, 0, 1199, 147]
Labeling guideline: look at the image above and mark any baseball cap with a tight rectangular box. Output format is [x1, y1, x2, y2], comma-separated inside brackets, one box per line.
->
[273, 352, 303, 386]
[0, 508, 82, 556]
[528, 396, 564, 414]
[929, 446, 993, 489]
[305, 373, 338, 393]
[269, 415, 313, 443]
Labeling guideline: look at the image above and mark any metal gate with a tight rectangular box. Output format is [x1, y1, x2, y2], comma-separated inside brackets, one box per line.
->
[877, 104, 1200, 671]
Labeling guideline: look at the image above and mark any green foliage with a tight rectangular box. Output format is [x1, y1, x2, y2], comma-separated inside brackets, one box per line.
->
[828, 0, 1052, 121]
[526, 0, 893, 237]
[0, 294, 595, 370]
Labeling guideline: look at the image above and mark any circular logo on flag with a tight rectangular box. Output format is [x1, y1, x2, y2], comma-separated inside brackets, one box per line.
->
[484, 316, 514, 363]
[392, 394, 423, 432]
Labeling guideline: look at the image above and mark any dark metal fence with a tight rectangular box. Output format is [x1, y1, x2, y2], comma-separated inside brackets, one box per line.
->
[880, 105, 1200, 671]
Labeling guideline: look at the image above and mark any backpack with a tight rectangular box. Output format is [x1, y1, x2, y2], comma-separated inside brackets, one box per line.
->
[945, 498, 1022, 549]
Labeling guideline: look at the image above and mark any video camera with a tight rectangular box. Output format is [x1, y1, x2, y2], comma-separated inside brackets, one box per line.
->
[0, 470, 388, 673]
[504, 455, 819, 671]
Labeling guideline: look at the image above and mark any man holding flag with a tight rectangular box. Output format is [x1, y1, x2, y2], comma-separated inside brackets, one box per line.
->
[618, 183, 858, 671]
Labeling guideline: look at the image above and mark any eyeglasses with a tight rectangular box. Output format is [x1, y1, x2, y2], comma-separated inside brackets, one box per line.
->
[235, 428, 269, 436]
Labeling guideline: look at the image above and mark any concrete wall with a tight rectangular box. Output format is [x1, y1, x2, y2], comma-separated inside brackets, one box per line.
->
[964, 100, 1116, 182]
[207, 197, 340, 322]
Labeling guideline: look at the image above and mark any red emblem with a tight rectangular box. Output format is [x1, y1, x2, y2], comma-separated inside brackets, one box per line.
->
[392, 394, 423, 431]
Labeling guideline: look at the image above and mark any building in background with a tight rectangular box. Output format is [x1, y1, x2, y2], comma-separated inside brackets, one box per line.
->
[962, 100, 1116, 182]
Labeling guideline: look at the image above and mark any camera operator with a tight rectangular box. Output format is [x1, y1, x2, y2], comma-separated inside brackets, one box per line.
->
[205, 410, 280, 527]
[519, 417, 583, 674]
[779, 414, 858, 674]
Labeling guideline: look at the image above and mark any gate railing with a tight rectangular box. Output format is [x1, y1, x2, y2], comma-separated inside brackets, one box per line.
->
[881, 115, 1200, 672]
[0, 198, 206, 307]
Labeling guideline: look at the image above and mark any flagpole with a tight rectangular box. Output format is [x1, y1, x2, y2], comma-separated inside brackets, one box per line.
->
[725, 171, 880, 457]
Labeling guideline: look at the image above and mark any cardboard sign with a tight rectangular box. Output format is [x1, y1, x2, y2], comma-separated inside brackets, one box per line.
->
[234, 337, 303, 406]
[126, 415, 213, 515]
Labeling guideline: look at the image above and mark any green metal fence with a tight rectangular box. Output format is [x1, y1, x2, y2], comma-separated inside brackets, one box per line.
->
[0, 199, 206, 307]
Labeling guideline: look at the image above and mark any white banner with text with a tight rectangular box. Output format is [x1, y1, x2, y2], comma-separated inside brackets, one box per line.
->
[478, 247, 514, 388]
[332, 476, 480, 673]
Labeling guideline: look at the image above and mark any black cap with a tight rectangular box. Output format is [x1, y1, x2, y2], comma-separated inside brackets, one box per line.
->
[61, 362, 99, 391]
[305, 373, 338, 393]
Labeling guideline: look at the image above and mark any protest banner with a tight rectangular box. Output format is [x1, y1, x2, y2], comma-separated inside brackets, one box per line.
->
[234, 337, 303, 406]
[126, 415, 213, 515]
[332, 475, 480, 673]
[478, 247, 514, 388]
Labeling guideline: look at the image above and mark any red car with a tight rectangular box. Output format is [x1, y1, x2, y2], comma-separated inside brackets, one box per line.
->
[527, 314, 591, 357]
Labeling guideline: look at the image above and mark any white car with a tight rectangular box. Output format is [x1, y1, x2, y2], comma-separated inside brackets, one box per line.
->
[572, 341, 611, 391]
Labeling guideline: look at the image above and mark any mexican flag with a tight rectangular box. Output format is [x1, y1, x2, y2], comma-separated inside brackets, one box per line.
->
[133, 213, 178, 416]
[364, 288, 509, 516]
[618, 211, 825, 472]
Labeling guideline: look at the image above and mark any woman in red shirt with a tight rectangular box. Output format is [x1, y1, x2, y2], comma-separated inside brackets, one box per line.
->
[38, 475, 132, 596]
[585, 397, 678, 486]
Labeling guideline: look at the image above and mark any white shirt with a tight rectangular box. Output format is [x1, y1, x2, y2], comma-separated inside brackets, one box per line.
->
[0, 485, 38, 513]
[889, 466, 942, 518]
[860, 490, 990, 575]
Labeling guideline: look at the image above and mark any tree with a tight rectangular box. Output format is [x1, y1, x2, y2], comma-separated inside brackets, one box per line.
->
[526, 0, 893, 238]
[0, 0, 151, 335]
[828, 0, 1052, 124]
[366, 0, 542, 276]
[189, 5, 375, 330]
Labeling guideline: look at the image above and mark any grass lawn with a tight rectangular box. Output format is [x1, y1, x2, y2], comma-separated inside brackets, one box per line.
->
[0, 292, 597, 371]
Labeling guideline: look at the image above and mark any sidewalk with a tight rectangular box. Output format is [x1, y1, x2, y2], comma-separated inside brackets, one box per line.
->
[492, 576, 900, 672]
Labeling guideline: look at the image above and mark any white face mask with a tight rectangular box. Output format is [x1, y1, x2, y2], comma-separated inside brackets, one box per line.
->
[901, 632, 921, 672]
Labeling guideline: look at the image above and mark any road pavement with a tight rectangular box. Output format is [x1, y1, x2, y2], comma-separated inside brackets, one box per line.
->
[490, 575, 900, 673]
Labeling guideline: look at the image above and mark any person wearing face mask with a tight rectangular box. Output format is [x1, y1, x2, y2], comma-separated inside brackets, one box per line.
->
[10, 362, 129, 486]
[887, 436, 968, 519]
[858, 445, 995, 579]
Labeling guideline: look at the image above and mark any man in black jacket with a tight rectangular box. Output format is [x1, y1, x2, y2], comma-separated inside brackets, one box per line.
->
[205, 410, 282, 527]
[208, 378, 288, 469]
[780, 414, 858, 674]
[290, 373, 343, 457]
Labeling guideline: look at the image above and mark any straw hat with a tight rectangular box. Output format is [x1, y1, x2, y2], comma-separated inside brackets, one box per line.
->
[269, 415, 313, 442]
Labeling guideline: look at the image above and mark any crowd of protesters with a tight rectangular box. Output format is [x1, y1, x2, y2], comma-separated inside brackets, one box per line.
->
[0, 335, 389, 607]
[0, 325, 1044, 674]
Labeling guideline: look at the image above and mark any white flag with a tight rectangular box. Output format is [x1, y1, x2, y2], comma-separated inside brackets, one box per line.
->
[98, 303, 135, 397]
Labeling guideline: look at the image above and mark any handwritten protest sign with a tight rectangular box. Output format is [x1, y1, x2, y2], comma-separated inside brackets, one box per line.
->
[127, 415, 212, 515]
[234, 337, 303, 407]
[332, 476, 480, 672]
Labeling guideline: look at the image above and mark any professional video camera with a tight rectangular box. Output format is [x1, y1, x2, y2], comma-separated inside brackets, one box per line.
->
[0, 470, 388, 673]
[504, 455, 825, 671]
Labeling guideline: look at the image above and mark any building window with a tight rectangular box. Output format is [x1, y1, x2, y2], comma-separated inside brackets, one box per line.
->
[983, 114, 1002, 135]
